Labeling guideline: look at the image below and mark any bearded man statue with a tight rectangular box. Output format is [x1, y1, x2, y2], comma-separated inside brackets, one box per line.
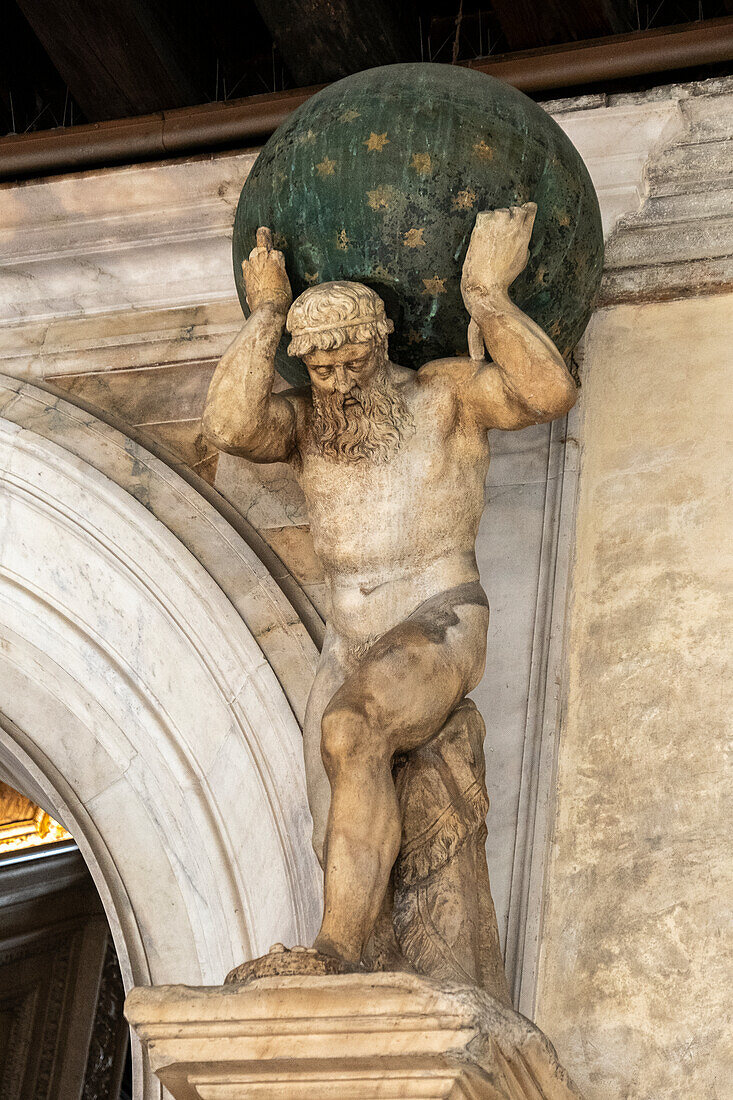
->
[202, 208, 577, 1001]
[287, 281, 413, 465]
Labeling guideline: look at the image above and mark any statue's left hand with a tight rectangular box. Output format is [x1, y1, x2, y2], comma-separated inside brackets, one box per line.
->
[461, 203, 537, 310]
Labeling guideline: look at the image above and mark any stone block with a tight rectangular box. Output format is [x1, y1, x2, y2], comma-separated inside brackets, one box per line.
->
[126, 971, 582, 1099]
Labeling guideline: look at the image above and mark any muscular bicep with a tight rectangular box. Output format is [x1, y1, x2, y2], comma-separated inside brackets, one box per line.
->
[463, 294, 577, 430]
[416, 354, 531, 432]
[465, 359, 545, 430]
[203, 389, 298, 464]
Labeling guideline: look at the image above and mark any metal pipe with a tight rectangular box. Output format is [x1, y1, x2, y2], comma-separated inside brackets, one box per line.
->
[1, 17, 731, 182]
[467, 15, 733, 91]
[0, 86, 321, 181]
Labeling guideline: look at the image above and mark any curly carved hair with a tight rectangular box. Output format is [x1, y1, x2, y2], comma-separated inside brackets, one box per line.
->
[286, 280, 394, 358]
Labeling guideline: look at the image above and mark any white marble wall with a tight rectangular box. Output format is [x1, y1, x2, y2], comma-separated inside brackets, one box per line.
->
[0, 79, 730, 1063]
[0, 377, 326, 1096]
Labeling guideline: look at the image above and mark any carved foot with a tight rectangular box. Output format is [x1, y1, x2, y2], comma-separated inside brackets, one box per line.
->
[225, 943, 356, 985]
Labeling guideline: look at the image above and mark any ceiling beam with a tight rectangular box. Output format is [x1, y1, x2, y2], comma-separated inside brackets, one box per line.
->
[252, 0, 419, 85]
[14, 0, 203, 121]
[2, 17, 732, 182]
[466, 15, 732, 91]
[489, 0, 633, 51]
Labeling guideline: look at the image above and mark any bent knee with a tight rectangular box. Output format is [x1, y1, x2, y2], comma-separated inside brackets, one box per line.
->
[320, 702, 377, 777]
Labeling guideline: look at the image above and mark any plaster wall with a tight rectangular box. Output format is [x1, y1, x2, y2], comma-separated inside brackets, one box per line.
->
[536, 294, 733, 1098]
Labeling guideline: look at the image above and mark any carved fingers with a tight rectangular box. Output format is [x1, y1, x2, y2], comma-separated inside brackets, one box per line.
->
[461, 203, 537, 307]
[474, 202, 537, 229]
[242, 225, 293, 315]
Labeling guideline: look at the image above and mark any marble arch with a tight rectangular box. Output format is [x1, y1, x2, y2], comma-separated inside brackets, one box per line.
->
[0, 375, 322, 1095]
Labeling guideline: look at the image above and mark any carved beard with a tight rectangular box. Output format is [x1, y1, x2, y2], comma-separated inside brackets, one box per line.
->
[310, 363, 414, 463]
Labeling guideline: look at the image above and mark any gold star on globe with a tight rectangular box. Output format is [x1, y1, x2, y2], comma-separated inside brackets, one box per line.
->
[339, 109, 361, 123]
[535, 266, 548, 285]
[556, 209, 571, 227]
[422, 276, 447, 295]
[407, 329, 423, 344]
[473, 139, 494, 160]
[403, 227, 426, 248]
[299, 129, 317, 145]
[316, 157, 336, 176]
[336, 229, 350, 250]
[366, 186, 392, 210]
[304, 272, 320, 285]
[452, 188, 476, 210]
[411, 153, 432, 175]
[364, 132, 390, 152]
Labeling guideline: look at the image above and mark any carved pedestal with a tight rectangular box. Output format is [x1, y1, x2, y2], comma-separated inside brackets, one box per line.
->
[126, 971, 582, 1099]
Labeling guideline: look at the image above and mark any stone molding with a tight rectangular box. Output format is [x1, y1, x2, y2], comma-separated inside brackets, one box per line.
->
[558, 99, 682, 237]
[0, 375, 319, 720]
[0, 378, 322, 990]
[126, 972, 582, 1099]
[602, 80, 733, 302]
[502, 413, 581, 1018]
[2, 79, 728, 381]
[0, 153, 251, 379]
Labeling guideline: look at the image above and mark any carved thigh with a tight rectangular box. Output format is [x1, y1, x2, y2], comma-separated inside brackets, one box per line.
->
[328, 593, 489, 758]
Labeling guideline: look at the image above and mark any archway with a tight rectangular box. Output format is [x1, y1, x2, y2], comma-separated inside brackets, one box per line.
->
[0, 376, 322, 1097]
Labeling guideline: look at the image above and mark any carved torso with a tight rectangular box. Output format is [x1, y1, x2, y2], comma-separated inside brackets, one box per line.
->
[292, 362, 490, 643]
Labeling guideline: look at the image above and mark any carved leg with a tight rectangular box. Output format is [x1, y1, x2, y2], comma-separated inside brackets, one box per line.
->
[313, 596, 489, 967]
[316, 708, 402, 963]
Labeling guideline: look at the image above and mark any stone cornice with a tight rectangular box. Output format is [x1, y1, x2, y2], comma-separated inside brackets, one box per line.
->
[602, 81, 733, 302]
[0, 78, 729, 377]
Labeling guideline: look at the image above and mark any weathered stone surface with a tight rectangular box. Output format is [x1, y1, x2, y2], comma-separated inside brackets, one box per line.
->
[126, 971, 584, 1099]
[536, 293, 733, 1098]
[602, 81, 733, 302]
[0, 375, 322, 995]
[204, 206, 577, 998]
[225, 944, 353, 984]
[391, 700, 506, 996]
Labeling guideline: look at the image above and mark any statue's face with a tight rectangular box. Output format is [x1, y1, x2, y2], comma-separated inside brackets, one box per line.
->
[303, 339, 380, 401]
[302, 335, 411, 462]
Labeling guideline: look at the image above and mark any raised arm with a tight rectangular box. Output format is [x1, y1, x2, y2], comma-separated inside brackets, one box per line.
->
[460, 204, 577, 431]
[202, 227, 297, 463]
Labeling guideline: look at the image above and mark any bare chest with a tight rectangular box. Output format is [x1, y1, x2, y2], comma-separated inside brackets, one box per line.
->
[298, 417, 489, 577]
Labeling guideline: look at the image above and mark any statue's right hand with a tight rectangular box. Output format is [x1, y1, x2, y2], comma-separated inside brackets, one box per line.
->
[242, 226, 293, 315]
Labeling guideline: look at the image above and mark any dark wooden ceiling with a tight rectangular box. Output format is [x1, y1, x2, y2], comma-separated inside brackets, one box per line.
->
[1, 0, 732, 137]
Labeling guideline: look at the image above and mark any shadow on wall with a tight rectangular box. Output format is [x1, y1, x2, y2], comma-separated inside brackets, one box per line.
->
[0, 783, 131, 1099]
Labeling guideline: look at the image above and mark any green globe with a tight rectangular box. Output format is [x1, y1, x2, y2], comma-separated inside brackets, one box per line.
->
[233, 63, 603, 387]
